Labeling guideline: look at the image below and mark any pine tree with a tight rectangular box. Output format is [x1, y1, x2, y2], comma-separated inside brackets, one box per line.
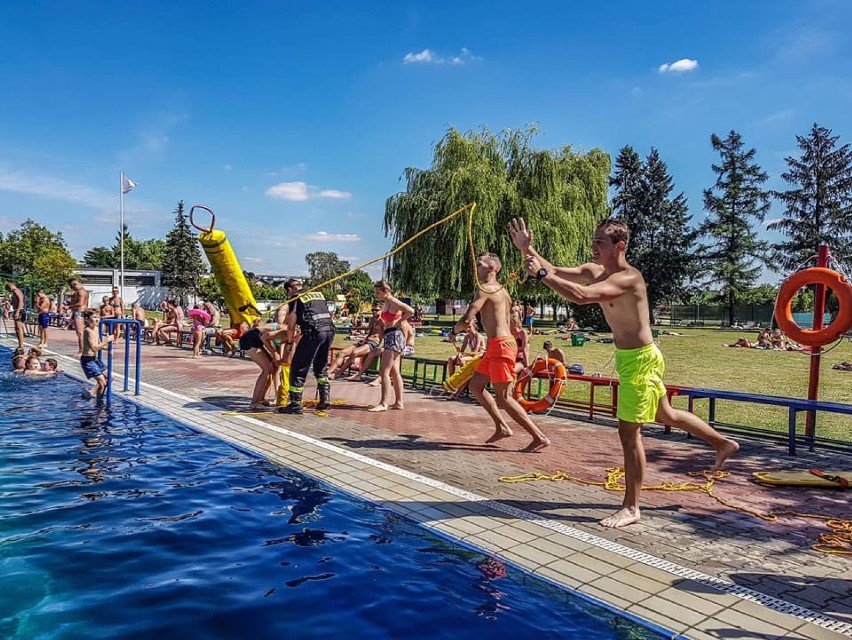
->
[699, 131, 770, 326]
[769, 123, 852, 272]
[161, 201, 204, 303]
[611, 147, 696, 323]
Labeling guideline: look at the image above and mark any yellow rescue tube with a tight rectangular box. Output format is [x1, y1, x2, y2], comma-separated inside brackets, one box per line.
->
[443, 354, 482, 392]
[191, 205, 259, 327]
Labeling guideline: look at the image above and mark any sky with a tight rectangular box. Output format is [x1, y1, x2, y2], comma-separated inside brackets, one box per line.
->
[1, 1, 850, 284]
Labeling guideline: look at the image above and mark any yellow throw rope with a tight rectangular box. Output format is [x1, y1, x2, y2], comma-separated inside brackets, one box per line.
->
[268, 202, 527, 317]
[499, 468, 852, 555]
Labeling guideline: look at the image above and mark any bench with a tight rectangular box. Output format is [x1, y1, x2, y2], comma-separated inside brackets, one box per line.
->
[678, 388, 852, 455]
[408, 356, 448, 390]
[541, 374, 686, 422]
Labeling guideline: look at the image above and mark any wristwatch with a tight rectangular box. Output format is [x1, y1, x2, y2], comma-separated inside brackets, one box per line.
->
[535, 268, 548, 281]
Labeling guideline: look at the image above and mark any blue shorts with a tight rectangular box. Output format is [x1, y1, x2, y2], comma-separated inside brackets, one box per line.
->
[80, 356, 106, 379]
[38, 312, 50, 328]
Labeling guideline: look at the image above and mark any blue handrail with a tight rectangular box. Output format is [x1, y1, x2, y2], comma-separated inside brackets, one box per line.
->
[97, 319, 143, 401]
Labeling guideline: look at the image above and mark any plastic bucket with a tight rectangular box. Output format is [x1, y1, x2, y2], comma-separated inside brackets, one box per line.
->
[571, 333, 586, 347]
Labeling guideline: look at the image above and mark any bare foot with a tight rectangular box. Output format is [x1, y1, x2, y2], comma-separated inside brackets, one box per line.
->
[389, 403, 404, 410]
[192, 354, 201, 359]
[711, 438, 740, 471]
[368, 404, 389, 412]
[248, 404, 269, 412]
[367, 379, 381, 387]
[485, 425, 513, 443]
[74, 351, 82, 357]
[81, 390, 94, 400]
[600, 506, 641, 528]
[346, 374, 363, 382]
[521, 437, 550, 453]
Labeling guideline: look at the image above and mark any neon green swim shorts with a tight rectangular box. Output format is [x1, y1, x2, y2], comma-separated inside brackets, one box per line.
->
[615, 343, 666, 424]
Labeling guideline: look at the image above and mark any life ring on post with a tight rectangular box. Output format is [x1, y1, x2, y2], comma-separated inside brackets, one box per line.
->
[775, 267, 852, 347]
[513, 358, 567, 413]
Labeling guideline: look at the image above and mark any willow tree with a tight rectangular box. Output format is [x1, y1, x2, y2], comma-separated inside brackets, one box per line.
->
[383, 126, 610, 300]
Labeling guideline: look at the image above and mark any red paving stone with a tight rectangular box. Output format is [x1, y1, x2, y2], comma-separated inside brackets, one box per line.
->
[21, 326, 852, 627]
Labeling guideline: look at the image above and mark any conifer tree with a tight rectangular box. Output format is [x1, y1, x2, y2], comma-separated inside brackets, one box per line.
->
[161, 201, 204, 303]
[611, 147, 695, 323]
[769, 123, 852, 272]
[699, 131, 770, 325]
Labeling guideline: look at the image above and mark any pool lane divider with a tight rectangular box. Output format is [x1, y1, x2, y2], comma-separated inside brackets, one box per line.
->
[12, 341, 852, 639]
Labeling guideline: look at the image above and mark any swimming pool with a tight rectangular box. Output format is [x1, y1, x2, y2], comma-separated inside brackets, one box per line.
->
[0, 348, 671, 639]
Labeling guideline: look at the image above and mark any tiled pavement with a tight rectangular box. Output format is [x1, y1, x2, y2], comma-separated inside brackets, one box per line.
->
[9, 329, 852, 639]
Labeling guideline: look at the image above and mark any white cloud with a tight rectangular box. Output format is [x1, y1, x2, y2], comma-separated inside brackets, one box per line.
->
[265, 181, 352, 201]
[403, 47, 482, 65]
[302, 231, 361, 243]
[266, 181, 309, 201]
[317, 189, 351, 199]
[658, 58, 699, 74]
[0, 167, 115, 209]
[243, 256, 263, 264]
[404, 49, 435, 64]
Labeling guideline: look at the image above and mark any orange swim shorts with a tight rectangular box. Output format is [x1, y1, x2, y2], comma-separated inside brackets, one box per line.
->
[476, 336, 517, 384]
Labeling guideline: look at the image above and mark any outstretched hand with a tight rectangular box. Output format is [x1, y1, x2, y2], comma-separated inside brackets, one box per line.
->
[508, 218, 533, 254]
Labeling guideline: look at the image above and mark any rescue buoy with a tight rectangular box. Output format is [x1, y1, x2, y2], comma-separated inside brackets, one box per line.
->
[443, 355, 482, 393]
[191, 205, 260, 327]
[513, 358, 567, 413]
[775, 267, 852, 347]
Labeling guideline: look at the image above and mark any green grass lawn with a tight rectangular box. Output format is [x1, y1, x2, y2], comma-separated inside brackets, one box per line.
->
[334, 326, 852, 443]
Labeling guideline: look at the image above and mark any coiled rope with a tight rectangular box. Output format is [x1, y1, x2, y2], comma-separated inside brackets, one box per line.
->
[499, 467, 852, 555]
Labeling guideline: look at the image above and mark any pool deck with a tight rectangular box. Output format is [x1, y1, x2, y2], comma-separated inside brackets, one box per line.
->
[12, 330, 852, 639]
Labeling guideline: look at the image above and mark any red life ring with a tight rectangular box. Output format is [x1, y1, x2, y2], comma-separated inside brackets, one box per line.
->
[513, 358, 567, 413]
[775, 267, 852, 347]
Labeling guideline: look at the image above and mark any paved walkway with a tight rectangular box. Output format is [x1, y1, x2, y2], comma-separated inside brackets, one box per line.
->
[11, 329, 852, 639]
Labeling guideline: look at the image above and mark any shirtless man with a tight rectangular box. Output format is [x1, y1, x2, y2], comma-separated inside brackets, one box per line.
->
[510, 217, 738, 528]
[334, 304, 384, 379]
[66, 278, 90, 356]
[132, 302, 148, 326]
[448, 252, 550, 452]
[5, 282, 26, 349]
[109, 287, 124, 338]
[35, 289, 51, 348]
[543, 340, 566, 364]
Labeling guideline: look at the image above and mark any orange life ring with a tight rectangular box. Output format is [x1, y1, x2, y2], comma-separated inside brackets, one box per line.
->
[775, 267, 852, 347]
[513, 358, 567, 413]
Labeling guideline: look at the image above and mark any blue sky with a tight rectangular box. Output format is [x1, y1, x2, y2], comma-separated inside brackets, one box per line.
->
[1, 1, 850, 283]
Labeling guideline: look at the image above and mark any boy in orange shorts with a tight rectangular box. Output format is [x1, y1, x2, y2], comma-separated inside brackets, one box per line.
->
[448, 252, 550, 452]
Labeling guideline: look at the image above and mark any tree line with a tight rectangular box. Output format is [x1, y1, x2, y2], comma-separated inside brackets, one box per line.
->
[2, 123, 850, 322]
[383, 123, 852, 327]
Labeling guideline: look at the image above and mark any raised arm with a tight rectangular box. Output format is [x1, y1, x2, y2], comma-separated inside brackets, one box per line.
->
[508, 218, 598, 284]
[449, 292, 487, 339]
[528, 255, 638, 305]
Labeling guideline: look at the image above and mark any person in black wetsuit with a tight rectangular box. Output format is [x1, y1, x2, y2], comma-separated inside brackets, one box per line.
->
[277, 279, 335, 414]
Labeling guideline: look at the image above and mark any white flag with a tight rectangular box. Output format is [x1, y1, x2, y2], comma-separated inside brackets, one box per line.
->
[121, 174, 136, 195]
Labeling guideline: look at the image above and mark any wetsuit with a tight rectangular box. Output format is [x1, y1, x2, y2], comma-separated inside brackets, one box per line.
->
[281, 291, 334, 413]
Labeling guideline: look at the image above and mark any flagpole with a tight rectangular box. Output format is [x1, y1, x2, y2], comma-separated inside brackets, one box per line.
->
[120, 172, 125, 297]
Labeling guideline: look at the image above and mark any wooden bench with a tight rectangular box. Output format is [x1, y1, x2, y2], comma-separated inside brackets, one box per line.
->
[678, 387, 852, 455]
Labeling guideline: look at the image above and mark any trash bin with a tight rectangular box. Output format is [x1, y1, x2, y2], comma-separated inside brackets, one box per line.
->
[652, 329, 660, 338]
[571, 333, 586, 347]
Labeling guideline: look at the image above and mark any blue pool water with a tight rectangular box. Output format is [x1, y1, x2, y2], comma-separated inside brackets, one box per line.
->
[0, 348, 669, 639]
